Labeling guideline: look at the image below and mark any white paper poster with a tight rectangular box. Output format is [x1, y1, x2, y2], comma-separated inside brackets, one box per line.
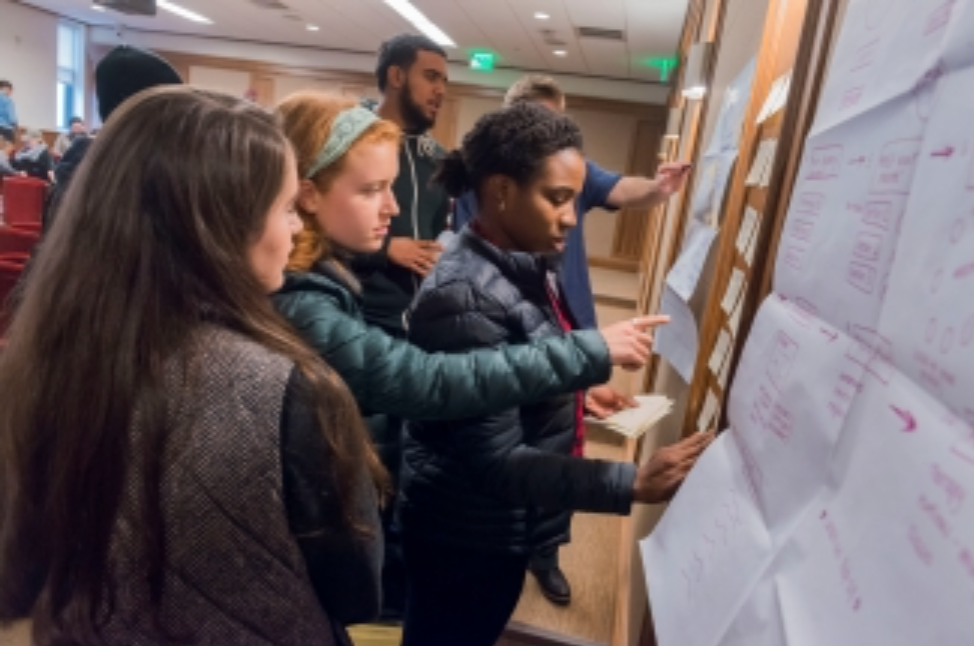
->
[656, 285, 700, 383]
[666, 222, 719, 301]
[645, 2, 974, 644]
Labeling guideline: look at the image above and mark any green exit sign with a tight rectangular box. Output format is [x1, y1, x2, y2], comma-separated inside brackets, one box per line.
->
[470, 52, 496, 72]
[646, 56, 679, 82]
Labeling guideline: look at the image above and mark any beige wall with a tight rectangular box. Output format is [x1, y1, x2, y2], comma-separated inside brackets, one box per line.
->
[0, 2, 61, 130]
[188, 66, 251, 98]
[572, 108, 638, 258]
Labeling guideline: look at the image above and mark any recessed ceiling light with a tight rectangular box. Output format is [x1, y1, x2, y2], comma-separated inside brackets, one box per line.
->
[306, 24, 319, 31]
[92, 4, 105, 10]
[383, 0, 456, 48]
[553, 49, 567, 57]
[157, 0, 213, 24]
[534, 12, 550, 19]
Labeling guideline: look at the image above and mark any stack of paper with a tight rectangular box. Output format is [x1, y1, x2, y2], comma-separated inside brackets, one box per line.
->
[585, 395, 674, 440]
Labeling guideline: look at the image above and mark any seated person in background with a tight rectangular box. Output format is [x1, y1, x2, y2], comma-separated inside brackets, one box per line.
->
[399, 102, 714, 646]
[273, 90, 658, 620]
[44, 45, 182, 232]
[0, 86, 385, 644]
[11, 128, 53, 183]
[0, 136, 19, 177]
[52, 116, 88, 157]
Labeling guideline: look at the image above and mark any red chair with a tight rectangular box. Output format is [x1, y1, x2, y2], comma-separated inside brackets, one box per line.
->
[0, 259, 24, 337]
[2, 176, 47, 229]
[11, 221, 42, 234]
[0, 226, 40, 258]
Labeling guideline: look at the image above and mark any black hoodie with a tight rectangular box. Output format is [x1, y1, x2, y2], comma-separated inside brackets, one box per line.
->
[350, 106, 450, 334]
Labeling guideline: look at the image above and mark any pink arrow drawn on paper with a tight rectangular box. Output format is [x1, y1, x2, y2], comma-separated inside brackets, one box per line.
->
[891, 405, 918, 432]
[954, 261, 974, 280]
[848, 155, 867, 165]
[931, 146, 955, 158]
[820, 327, 838, 342]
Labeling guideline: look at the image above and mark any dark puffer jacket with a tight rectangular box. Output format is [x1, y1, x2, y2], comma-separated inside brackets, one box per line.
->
[400, 229, 637, 554]
[272, 260, 615, 480]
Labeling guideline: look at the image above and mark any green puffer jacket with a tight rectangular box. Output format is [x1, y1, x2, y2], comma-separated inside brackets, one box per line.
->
[272, 261, 613, 478]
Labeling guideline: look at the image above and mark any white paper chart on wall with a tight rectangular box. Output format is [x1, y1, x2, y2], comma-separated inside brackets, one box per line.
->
[643, 1, 974, 645]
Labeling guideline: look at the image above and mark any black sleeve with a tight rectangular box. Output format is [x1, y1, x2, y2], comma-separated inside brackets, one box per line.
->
[280, 368, 383, 625]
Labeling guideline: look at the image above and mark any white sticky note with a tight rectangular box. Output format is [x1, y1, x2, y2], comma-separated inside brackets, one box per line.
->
[709, 329, 733, 375]
[745, 141, 770, 186]
[728, 289, 745, 336]
[759, 139, 779, 187]
[717, 346, 732, 390]
[721, 268, 747, 314]
[744, 217, 761, 267]
[736, 207, 761, 254]
[697, 389, 720, 432]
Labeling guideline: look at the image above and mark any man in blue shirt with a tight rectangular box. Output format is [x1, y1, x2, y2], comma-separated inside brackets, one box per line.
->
[0, 81, 19, 144]
[453, 74, 691, 605]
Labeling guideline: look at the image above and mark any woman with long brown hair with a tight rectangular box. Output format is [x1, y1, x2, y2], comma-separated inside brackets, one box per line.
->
[0, 87, 385, 644]
[272, 92, 661, 618]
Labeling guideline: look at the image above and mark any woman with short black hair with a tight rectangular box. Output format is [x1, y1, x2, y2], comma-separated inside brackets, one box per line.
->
[399, 102, 714, 646]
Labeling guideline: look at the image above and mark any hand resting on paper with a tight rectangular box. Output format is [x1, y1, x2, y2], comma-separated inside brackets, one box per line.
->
[632, 430, 715, 504]
[600, 315, 670, 371]
[585, 384, 638, 419]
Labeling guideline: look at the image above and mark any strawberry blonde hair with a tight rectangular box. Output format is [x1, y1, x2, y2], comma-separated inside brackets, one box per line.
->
[275, 92, 402, 272]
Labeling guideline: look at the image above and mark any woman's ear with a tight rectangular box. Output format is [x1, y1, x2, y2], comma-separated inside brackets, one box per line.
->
[297, 179, 321, 215]
[484, 175, 514, 211]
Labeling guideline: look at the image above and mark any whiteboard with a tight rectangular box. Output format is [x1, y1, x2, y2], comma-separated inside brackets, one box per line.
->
[644, 1, 974, 644]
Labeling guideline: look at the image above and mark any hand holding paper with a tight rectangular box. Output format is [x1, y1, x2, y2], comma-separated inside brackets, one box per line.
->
[655, 162, 694, 196]
[585, 384, 638, 419]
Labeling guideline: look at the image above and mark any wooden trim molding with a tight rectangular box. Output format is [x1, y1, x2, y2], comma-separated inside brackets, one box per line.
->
[589, 256, 640, 274]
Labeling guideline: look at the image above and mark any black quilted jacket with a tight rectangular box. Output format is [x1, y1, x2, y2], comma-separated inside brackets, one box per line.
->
[400, 228, 637, 554]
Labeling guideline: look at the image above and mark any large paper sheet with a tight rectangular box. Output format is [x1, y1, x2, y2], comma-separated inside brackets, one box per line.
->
[666, 222, 719, 301]
[656, 285, 700, 383]
[642, 431, 774, 646]
[646, 1, 974, 644]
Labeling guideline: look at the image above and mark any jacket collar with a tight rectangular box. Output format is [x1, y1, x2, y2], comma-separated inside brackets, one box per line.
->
[460, 225, 561, 288]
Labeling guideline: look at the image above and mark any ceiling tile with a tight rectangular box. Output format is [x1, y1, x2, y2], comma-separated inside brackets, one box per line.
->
[578, 38, 629, 78]
[563, 0, 626, 31]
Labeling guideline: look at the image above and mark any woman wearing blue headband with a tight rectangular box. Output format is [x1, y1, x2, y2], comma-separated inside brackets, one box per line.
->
[272, 92, 657, 619]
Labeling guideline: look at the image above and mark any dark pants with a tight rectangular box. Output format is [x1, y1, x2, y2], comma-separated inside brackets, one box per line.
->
[402, 536, 529, 646]
[0, 126, 13, 144]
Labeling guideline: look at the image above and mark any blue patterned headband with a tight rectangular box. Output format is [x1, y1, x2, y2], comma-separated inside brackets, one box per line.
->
[305, 106, 379, 178]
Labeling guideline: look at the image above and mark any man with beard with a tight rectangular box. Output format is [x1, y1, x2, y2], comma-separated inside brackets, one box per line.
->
[351, 33, 449, 623]
[354, 34, 450, 337]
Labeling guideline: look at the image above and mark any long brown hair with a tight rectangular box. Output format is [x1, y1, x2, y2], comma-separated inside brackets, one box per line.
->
[275, 92, 401, 272]
[0, 87, 385, 643]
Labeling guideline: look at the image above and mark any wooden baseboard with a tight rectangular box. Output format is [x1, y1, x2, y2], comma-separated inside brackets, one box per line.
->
[588, 256, 640, 273]
[594, 294, 638, 310]
[501, 621, 608, 646]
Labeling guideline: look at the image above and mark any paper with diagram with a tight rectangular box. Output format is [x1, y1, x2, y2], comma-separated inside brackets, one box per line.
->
[644, 2, 974, 645]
